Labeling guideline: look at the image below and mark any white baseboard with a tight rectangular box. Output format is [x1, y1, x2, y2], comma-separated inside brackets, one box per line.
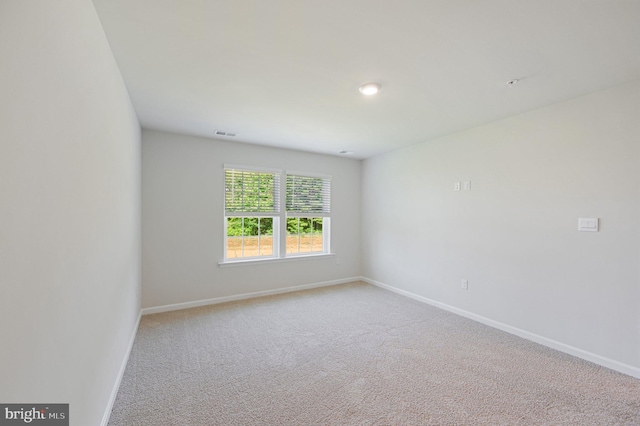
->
[361, 276, 640, 380]
[141, 277, 362, 315]
[101, 311, 142, 426]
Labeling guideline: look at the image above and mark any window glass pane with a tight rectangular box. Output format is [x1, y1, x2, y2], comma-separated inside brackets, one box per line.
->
[286, 175, 330, 215]
[226, 217, 243, 259]
[226, 216, 275, 259]
[299, 217, 312, 253]
[225, 170, 280, 213]
[286, 217, 300, 255]
[286, 217, 324, 254]
[259, 217, 273, 256]
[242, 217, 258, 257]
[311, 218, 323, 252]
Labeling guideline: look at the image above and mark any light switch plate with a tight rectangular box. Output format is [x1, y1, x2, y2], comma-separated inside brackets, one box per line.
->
[578, 218, 598, 232]
[463, 181, 471, 191]
[454, 182, 461, 191]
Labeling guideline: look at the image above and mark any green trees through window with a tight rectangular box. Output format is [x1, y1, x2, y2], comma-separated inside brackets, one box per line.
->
[226, 217, 273, 237]
[227, 217, 323, 237]
[225, 170, 278, 214]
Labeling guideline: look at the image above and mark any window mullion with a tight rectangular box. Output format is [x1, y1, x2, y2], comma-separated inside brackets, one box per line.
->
[241, 217, 245, 258]
[257, 218, 261, 256]
[309, 218, 313, 253]
[279, 172, 287, 258]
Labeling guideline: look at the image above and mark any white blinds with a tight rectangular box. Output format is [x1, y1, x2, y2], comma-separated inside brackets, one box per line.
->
[286, 174, 331, 217]
[224, 168, 280, 215]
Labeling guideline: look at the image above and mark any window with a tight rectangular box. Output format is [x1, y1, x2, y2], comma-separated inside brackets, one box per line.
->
[224, 167, 280, 259]
[286, 174, 330, 255]
[223, 166, 331, 262]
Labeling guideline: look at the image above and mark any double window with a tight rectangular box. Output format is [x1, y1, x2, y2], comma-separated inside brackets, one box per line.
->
[224, 165, 331, 261]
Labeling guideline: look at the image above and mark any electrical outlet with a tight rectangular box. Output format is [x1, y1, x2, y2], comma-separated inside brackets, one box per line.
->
[463, 181, 471, 191]
[461, 279, 468, 290]
[454, 182, 461, 191]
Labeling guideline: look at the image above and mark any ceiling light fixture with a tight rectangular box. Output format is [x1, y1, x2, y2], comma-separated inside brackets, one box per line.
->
[506, 79, 519, 87]
[338, 150, 354, 155]
[359, 82, 381, 96]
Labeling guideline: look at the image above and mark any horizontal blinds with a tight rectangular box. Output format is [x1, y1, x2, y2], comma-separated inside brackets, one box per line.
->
[225, 169, 280, 215]
[286, 174, 331, 217]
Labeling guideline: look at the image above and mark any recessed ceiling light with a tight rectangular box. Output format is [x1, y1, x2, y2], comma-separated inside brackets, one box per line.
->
[359, 82, 381, 96]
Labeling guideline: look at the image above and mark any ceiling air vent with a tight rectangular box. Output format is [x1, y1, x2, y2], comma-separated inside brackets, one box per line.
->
[214, 130, 237, 137]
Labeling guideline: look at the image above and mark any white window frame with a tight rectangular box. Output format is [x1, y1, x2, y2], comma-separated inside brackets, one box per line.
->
[220, 165, 332, 265]
[223, 165, 281, 261]
[284, 171, 331, 258]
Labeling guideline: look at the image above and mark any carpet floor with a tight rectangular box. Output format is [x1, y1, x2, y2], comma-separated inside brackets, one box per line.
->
[108, 281, 640, 425]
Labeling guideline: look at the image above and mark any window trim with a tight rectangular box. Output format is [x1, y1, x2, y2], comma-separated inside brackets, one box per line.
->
[218, 252, 335, 267]
[223, 164, 281, 261]
[221, 165, 332, 265]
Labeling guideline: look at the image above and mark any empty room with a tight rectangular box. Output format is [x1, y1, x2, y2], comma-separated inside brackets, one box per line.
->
[1, 1, 639, 425]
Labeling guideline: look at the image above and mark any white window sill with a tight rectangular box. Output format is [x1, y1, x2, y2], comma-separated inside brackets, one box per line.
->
[218, 253, 334, 267]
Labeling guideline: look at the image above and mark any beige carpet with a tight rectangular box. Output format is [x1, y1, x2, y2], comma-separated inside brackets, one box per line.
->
[108, 282, 640, 425]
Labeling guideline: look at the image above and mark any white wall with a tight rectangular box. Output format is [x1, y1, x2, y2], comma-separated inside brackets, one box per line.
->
[142, 130, 361, 308]
[362, 80, 640, 374]
[0, 1, 141, 425]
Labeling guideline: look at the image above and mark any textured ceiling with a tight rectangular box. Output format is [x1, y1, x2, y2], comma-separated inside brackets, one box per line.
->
[93, 0, 640, 159]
